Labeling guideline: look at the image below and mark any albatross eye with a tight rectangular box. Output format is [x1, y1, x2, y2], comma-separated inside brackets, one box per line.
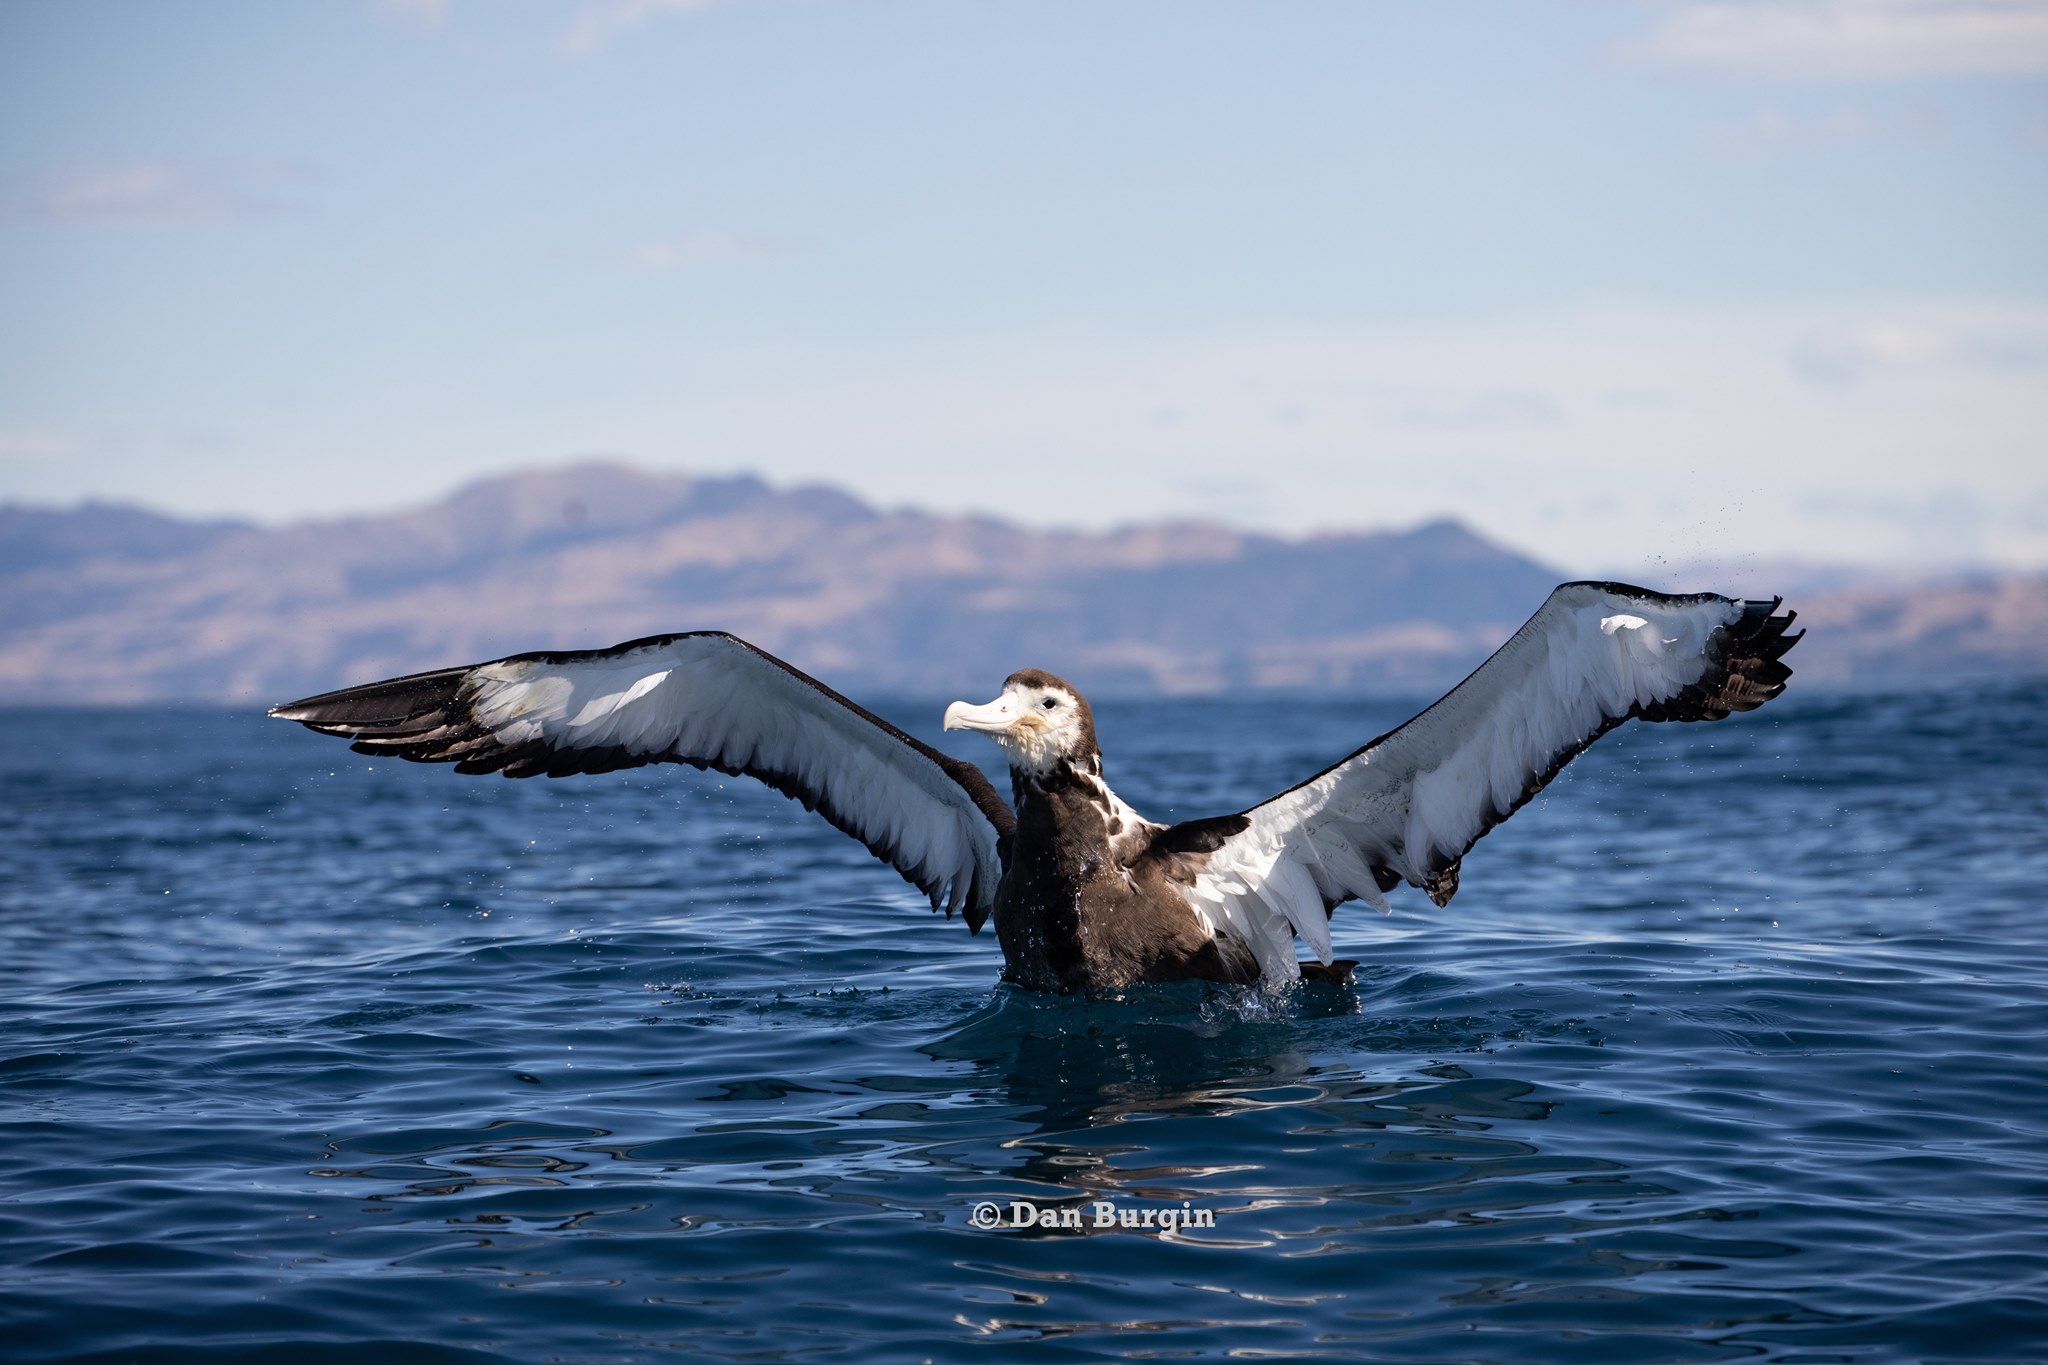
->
[1041, 697, 1058, 710]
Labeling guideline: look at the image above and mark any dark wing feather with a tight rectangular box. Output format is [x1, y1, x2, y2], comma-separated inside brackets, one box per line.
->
[271, 632, 1015, 930]
[1169, 582, 1800, 982]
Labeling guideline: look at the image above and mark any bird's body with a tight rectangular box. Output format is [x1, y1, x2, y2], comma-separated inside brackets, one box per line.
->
[986, 724, 1257, 991]
[271, 581, 1801, 993]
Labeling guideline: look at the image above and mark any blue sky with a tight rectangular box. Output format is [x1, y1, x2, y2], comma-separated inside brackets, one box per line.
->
[2, 0, 2044, 571]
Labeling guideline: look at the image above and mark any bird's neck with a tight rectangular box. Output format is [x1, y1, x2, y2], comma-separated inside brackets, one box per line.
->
[1009, 754, 1154, 873]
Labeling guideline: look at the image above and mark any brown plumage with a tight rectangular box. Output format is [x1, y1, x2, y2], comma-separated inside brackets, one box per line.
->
[272, 582, 1801, 994]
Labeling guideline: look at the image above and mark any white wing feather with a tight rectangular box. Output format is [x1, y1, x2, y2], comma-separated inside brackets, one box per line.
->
[271, 632, 1014, 927]
[1181, 583, 1798, 984]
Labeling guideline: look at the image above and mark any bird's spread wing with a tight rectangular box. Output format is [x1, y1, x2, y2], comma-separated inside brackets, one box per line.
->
[269, 632, 1016, 931]
[1171, 582, 1801, 983]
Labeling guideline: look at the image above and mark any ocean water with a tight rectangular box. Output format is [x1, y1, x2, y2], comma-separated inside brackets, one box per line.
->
[3, 685, 2045, 1363]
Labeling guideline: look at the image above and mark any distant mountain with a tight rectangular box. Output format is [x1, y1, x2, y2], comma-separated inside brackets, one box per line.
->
[1781, 571, 2048, 687]
[0, 463, 2041, 704]
[0, 501, 252, 576]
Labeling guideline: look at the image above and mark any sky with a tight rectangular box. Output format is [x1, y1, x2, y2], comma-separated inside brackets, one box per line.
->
[1, 0, 2044, 573]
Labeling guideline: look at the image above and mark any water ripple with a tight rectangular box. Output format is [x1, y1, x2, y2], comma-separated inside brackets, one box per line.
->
[3, 688, 2046, 1361]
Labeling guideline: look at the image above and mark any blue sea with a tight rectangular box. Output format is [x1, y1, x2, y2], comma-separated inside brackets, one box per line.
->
[4, 686, 2046, 1363]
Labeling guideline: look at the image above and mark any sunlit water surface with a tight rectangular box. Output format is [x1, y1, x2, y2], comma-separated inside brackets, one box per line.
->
[4, 687, 2046, 1363]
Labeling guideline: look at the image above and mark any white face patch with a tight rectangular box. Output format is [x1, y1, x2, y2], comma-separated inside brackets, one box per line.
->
[1003, 684, 1088, 775]
[943, 682, 1089, 776]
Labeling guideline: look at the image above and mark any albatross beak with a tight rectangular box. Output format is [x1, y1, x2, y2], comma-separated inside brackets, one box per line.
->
[943, 696, 1014, 734]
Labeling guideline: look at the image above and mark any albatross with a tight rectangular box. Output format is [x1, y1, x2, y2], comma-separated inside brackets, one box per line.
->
[270, 581, 1799, 993]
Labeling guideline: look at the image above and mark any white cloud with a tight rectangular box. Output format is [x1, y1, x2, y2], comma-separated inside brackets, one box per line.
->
[26, 301, 2046, 572]
[1625, 0, 2048, 81]
[622, 231, 786, 269]
[376, 0, 450, 26]
[431, 298, 2040, 571]
[4, 164, 296, 225]
[563, 0, 720, 56]
[1794, 486, 2048, 559]
[1714, 102, 1941, 151]
[1791, 319, 2046, 382]
[0, 429, 79, 464]
[1397, 390, 1562, 428]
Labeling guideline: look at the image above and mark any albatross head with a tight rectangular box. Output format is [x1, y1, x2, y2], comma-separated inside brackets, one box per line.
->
[943, 669, 1098, 776]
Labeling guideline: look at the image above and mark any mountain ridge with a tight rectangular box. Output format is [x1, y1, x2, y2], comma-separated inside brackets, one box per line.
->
[2, 462, 2042, 704]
